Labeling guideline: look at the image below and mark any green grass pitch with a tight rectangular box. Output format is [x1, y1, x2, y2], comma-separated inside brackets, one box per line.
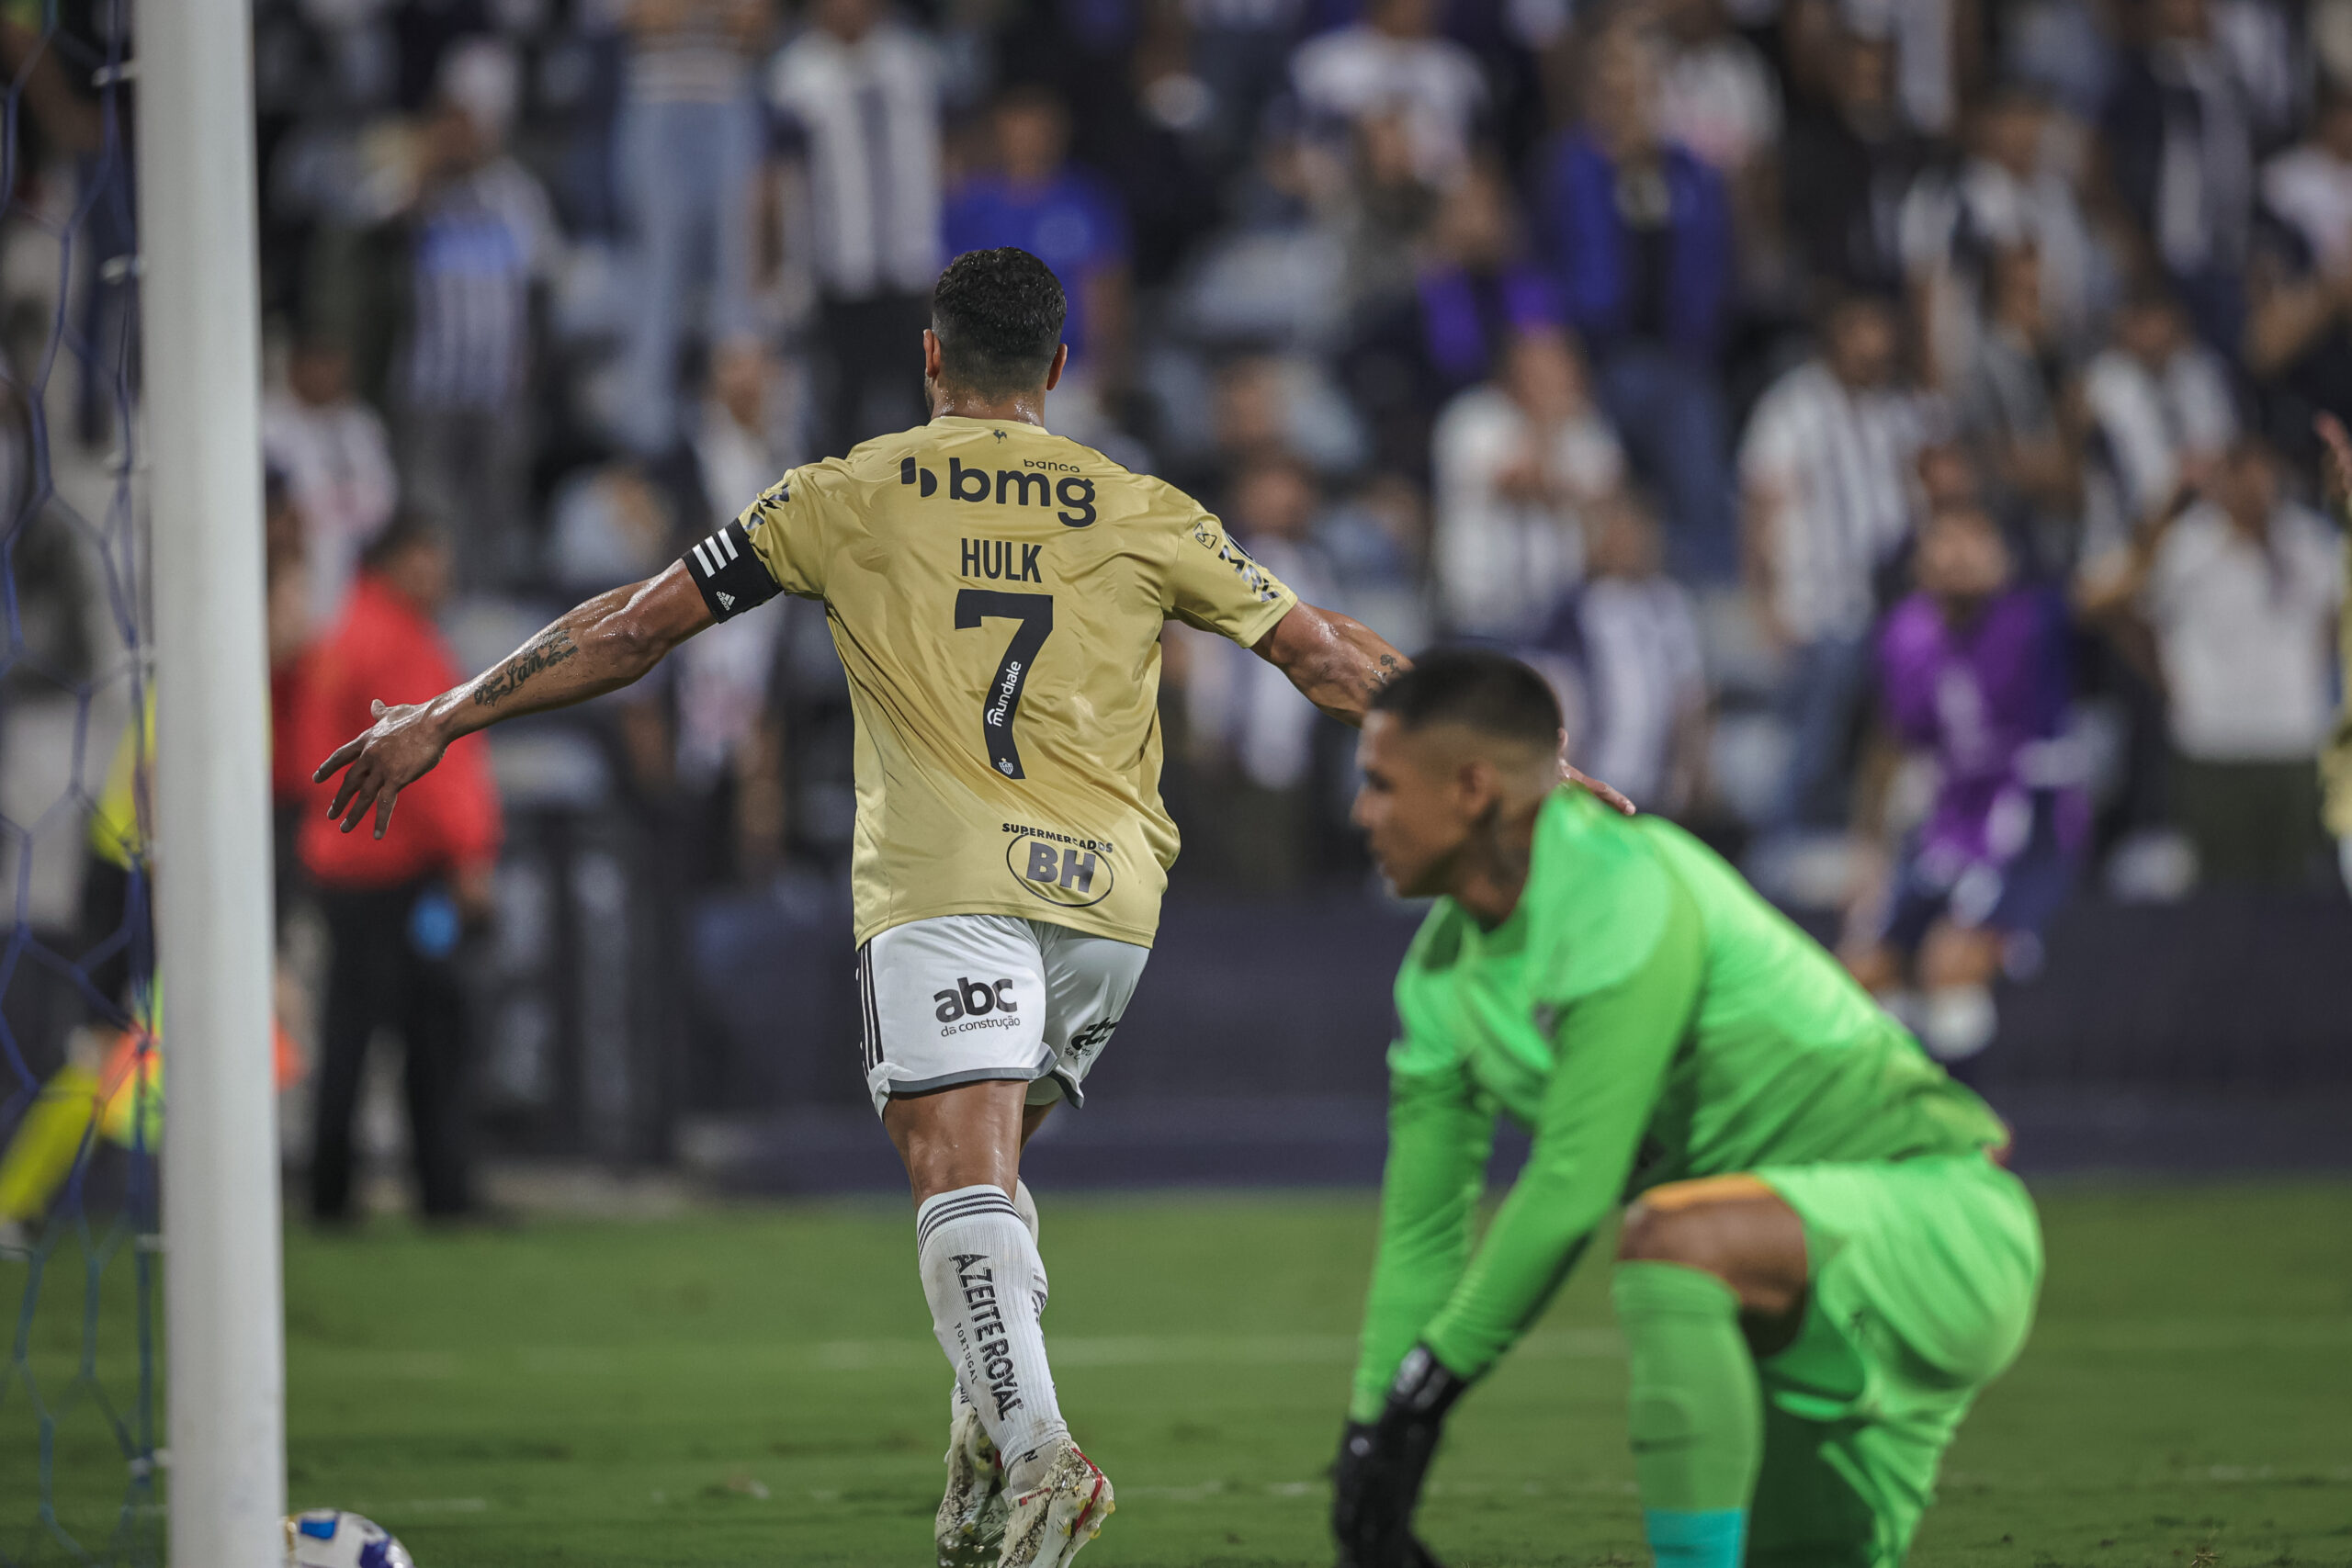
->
[9, 1181, 2352, 1565]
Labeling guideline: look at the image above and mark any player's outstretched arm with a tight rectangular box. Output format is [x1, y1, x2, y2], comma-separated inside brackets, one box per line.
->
[313, 563, 713, 839]
[1250, 600, 1407, 728]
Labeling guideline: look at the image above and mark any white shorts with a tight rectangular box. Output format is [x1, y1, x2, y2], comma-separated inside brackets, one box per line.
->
[857, 914, 1149, 1116]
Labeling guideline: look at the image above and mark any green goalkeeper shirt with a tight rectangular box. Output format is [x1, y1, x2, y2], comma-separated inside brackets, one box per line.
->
[1350, 788, 2007, 1420]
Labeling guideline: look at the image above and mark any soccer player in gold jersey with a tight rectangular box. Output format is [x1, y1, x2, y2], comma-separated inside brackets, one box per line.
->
[318, 246, 1634, 1567]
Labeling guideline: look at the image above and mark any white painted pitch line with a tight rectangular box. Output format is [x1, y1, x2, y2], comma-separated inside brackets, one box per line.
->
[811, 1328, 1622, 1372]
[269, 1318, 2352, 1384]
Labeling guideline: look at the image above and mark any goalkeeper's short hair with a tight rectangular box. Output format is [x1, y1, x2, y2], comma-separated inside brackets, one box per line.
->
[1370, 648, 1561, 751]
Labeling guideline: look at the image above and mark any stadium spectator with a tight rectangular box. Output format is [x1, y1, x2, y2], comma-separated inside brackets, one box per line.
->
[1287, 0, 1486, 185]
[943, 86, 1134, 397]
[1318, 471, 1433, 654]
[616, 344, 800, 885]
[391, 41, 561, 591]
[1430, 325, 1623, 639]
[681, 338, 797, 531]
[2259, 96, 2352, 276]
[547, 459, 676, 597]
[766, 0, 943, 455]
[1741, 292, 1929, 831]
[1529, 491, 1710, 818]
[1340, 159, 1557, 479]
[1330, 110, 1443, 330]
[1956, 244, 2093, 574]
[613, 0, 772, 457]
[1900, 86, 2105, 383]
[263, 336, 400, 628]
[1843, 0, 1962, 138]
[1654, 0, 1783, 260]
[2081, 284, 2238, 520]
[1183, 353, 1366, 507]
[1186, 0, 1313, 170]
[1781, 27, 1934, 299]
[2078, 440, 2342, 886]
[2103, 0, 2257, 352]
[1179, 455, 1343, 890]
[2000, 0, 2123, 122]
[2246, 95, 2352, 451]
[1345, 162, 1561, 484]
[293, 518, 503, 1224]
[1847, 502, 2087, 1067]
[2212, 0, 2303, 147]
[1534, 26, 1736, 580]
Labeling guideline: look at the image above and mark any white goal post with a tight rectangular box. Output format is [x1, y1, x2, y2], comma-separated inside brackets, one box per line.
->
[135, 0, 290, 1561]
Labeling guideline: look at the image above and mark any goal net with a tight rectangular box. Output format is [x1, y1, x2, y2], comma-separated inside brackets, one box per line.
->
[0, 5, 161, 1562]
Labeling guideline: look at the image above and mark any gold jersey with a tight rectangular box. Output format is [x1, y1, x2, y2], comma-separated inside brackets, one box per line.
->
[683, 414, 1298, 948]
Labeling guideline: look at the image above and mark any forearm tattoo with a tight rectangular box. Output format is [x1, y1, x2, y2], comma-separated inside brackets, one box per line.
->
[472, 626, 582, 708]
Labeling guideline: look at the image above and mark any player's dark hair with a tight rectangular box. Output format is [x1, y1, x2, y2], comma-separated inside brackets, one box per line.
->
[1368, 649, 1562, 750]
[932, 248, 1066, 396]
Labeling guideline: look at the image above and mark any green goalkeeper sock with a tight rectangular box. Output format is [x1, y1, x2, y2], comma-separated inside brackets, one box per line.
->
[1611, 1260, 1761, 1567]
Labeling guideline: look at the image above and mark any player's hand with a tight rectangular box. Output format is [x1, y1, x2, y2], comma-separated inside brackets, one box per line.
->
[1561, 760, 1636, 817]
[1331, 1348, 1468, 1568]
[313, 698, 452, 840]
[1331, 1419, 1379, 1565]
[2316, 412, 2352, 520]
[1332, 1421, 1446, 1568]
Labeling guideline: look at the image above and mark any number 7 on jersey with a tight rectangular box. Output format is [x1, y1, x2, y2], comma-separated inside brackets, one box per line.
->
[955, 589, 1055, 779]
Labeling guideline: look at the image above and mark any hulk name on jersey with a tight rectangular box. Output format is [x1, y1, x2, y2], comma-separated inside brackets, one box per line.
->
[684, 415, 1297, 949]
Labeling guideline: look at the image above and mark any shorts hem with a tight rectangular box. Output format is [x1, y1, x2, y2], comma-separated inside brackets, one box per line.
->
[855, 903, 1160, 951]
[1035, 1068, 1084, 1111]
[870, 1057, 1058, 1115]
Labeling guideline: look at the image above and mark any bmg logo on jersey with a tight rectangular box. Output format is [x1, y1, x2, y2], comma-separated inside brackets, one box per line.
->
[1004, 831, 1115, 908]
[933, 976, 1020, 1024]
[904, 453, 1097, 527]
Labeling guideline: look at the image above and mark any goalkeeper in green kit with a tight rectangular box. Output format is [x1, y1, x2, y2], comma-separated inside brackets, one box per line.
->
[1334, 650, 2041, 1568]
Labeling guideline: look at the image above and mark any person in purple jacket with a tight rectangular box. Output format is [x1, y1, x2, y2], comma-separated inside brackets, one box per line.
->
[1845, 501, 2089, 1070]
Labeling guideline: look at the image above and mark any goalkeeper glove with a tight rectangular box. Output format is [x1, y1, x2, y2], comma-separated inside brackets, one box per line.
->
[1330, 1344, 1471, 1568]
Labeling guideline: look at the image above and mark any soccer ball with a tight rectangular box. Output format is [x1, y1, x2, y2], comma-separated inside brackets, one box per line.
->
[284, 1509, 413, 1568]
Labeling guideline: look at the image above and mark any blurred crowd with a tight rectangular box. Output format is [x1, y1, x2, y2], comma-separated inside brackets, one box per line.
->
[0, 0, 2345, 1223]
[227, 0, 2352, 1087]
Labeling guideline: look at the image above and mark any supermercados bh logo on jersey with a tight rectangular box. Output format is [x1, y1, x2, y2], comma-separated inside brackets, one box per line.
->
[1001, 821, 1114, 908]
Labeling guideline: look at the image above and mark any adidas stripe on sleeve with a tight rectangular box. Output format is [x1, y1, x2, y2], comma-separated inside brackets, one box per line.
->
[682, 518, 784, 623]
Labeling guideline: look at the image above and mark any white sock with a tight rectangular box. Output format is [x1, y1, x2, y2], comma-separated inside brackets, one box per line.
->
[918, 1183, 1069, 1488]
[950, 1179, 1048, 1428]
[1012, 1179, 1046, 1317]
[1921, 984, 1997, 1062]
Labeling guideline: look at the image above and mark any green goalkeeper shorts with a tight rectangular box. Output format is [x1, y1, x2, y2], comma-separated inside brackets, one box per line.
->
[1745, 1153, 2042, 1568]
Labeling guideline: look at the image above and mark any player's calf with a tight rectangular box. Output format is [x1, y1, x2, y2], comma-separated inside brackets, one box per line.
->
[1611, 1178, 1809, 1568]
[937, 1179, 1046, 1568]
[915, 1179, 1070, 1486]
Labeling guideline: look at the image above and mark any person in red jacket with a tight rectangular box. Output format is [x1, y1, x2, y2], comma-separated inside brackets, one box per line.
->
[293, 517, 502, 1222]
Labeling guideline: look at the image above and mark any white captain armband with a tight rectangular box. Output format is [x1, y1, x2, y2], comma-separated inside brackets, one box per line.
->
[683, 519, 781, 622]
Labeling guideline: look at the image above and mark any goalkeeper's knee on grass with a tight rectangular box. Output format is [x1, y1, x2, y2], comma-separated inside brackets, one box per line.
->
[1611, 1261, 1762, 1568]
